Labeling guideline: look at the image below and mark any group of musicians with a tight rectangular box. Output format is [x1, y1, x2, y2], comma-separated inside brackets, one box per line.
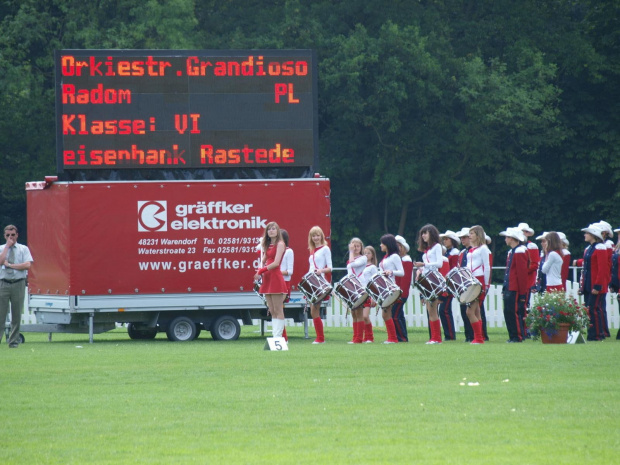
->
[255, 221, 620, 344]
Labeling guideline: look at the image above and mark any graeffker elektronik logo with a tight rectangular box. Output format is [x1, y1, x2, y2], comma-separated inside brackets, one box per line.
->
[138, 201, 167, 232]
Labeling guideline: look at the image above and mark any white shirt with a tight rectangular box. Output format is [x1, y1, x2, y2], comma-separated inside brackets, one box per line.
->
[467, 245, 491, 287]
[308, 245, 332, 278]
[347, 255, 367, 279]
[0, 243, 33, 280]
[380, 253, 404, 277]
[361, 264, 378, 287]
[542, 250, 563, 286]
[280, 248, 294, 282]
[422, 243, 443, 271]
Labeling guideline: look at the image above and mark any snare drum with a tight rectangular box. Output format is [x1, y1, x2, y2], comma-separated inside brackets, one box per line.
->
[445, 267, 482, 304]
[415, 269, 447, 301]
[366, 273, 402, 308]
[298, 271, 333, 304]
[334, 274, 369, 309]
[253, 278, 267, 306]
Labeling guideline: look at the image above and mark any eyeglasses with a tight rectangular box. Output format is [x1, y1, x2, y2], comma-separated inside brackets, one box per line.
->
[4, 233, 16, 237]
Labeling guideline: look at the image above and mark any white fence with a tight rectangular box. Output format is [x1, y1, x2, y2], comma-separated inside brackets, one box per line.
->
[289, 280, 620, 331]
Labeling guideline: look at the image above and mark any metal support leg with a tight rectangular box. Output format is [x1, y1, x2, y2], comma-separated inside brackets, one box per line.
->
[89, 312, 94, 344]
[303, 310, 309, 339]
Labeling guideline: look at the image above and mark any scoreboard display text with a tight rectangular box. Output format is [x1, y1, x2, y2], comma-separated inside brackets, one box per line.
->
[55, 50, 318, 171]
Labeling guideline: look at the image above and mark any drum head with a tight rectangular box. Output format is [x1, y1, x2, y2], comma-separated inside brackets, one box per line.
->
[458, 281, 482, 304]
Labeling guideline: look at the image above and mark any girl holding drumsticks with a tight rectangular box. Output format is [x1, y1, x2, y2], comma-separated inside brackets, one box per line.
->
[346, 237, 367, 344]
[307, 226, 332, 344]
[465, 225, 491, 344]
[379, 234, 404, 344]
[254, 222, 289, 339]
[413, 224, 444, 344]
[361, 246, 378, 342]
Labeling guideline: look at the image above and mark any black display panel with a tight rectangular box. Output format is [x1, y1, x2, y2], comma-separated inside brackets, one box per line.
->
[55, 50, 318, 173]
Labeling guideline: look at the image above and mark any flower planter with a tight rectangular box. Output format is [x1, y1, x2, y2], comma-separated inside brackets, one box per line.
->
[540, 323, 571, 344]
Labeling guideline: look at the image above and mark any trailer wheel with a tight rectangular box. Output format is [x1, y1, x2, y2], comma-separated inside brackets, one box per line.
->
[18, 333, 25, 344]
[127, 323, 157, 340]
[166, 317, 197, 342]
[210, 315, 240, 341]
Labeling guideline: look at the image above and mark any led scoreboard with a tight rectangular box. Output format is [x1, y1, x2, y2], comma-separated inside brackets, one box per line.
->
[55, 50, 318, 173]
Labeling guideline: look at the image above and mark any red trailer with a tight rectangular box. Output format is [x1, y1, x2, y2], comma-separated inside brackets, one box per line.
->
[25, 176, 330, 342]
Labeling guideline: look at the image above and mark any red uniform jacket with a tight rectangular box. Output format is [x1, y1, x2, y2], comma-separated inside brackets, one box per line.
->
[506, 245, 529, 295]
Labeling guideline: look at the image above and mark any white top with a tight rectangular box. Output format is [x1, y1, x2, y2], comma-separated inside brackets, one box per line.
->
[308, 245, 332, 278]
[467, 245, 491, 287]
[280, 248, 294, 282]
[422, 243, 443, 271]
[0, 243, 33, 280]
[347, 255, 367, 278]
[379, 253, 404, 277]
[361, 264, 378, 287]
[541, 250, 563, 286]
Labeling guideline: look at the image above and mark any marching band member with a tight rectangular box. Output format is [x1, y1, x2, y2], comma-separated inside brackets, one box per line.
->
[457, 227, 474, 342]
[378, 234, 404, 344]
[612, 228, 620, 340]
[541, 232, 564, 292]
[534, 232, 548, 294]
[481, 233, 493, 341]
[393, 235, 413, 342]
[280, 229, 294, 341]
[346, 237, 367, 344]
[558, 232, 571, 285]
[518, 222, 540, 309]
[307, 226, 332, 344]
[414, 224, 444, 344]
[595, 221, 614, 338]
[361, 246, 378, 343]
[500, 227, 529, 343]
[438, 230, 460, 340]
[580, 224, 609, 341]
[254, 222, 288, 339]
[465, 226, 491, 344]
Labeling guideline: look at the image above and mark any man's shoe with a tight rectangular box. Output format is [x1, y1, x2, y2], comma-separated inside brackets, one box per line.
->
[8, 343, 18, 348]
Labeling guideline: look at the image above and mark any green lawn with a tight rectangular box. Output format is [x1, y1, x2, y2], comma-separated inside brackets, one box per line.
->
[2, 326, 618, 464]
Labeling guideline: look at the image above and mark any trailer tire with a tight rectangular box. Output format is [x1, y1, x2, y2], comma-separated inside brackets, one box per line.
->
[127, 323, 157, 340]
[210, 315, 240, 341]
[166, 317, 197, 342]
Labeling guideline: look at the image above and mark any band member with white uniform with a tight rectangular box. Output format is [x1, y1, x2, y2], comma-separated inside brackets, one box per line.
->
[413, 224, 444, 344]
[361, 246, 378, 342]
[279, 229, 294, 341]
[466, 225, 491, 344]
[306, 226, 332, 344]
[541, 232, 564, 292]
[378, 234, 404, 344]
[346, 237, 367, 344]
[393, 235, 413, 342]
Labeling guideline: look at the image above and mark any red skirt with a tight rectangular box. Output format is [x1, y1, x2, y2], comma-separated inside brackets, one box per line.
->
[259, 268, 288, 294]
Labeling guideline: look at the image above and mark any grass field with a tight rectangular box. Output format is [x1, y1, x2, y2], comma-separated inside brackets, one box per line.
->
[2, 325, 619, 464]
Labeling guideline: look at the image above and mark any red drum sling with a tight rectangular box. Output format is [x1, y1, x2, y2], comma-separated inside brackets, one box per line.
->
[298, 271, 333, 304]
[334, 274, 369, 309]
[445, 267, 482, 304]
[414, 269, 447, 301]
[366, 273, 402, 308]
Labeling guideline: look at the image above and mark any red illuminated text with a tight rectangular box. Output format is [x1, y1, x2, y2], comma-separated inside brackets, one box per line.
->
[61, 55, 172, 77]
[62, 84, 131, 104]
[63, 114, 153, 135]
[200, 144, 294, 165]
[64, 144, 186, 166]
[186, 56, 308, 77]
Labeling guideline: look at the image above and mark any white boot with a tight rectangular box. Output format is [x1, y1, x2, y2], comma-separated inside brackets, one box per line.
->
[272, 319, 285, 338]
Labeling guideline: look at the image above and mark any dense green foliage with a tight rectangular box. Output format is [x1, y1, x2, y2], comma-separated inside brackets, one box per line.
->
[1, 0, 618, 258]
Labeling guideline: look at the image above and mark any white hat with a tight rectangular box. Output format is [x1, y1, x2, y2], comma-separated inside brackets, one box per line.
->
[457, 227, 470, 237]
[440, 230, 461, 245]
[557, 232, 569, 246]
[595, 221, 613, 235]
[394, 235, 410, 252]
[500, 227, 525, 243]
[615, 227, 620, 234]
[581, 224, 604, 241]
[485, 234, 492, 244]
[535, 232, 549, 240]
[517, 222, 535, 236]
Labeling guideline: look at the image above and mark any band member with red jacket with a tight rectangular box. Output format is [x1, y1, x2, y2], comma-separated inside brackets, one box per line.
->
[595, 221, 614, 338]
[518, 222, 539, 309]
[438, 230, 461, 340]
[500, 227, 529, 343]
[611, 227, 620, 340]
[580, 224, 610, 341]
[558, 232, 571, 286]
[456, 228, 474, 342]
[393, 235, 413, 342]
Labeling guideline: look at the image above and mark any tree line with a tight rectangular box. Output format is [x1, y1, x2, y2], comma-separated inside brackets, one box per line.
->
[1, 0, 618, 262]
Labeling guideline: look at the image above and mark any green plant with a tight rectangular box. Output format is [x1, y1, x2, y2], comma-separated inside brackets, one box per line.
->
[526, 291, 590, 340]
